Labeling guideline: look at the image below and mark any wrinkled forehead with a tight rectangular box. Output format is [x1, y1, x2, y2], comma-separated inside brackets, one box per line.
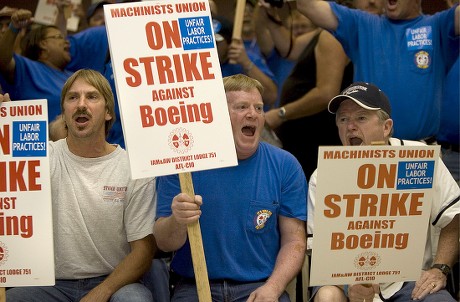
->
[226, 89, 262, 103]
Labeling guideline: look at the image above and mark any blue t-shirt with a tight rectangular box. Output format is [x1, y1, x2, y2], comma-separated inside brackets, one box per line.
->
[67, 25, 109, 74]
[329, 2, 457, 140]
[437, 57, 459, 145]
[156, 142, 307, 281]
[0, 54, 73, 123]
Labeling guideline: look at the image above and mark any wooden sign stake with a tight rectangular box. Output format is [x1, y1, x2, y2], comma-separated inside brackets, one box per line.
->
[229, 0, 246, 64]
[179, 172, 211, 302]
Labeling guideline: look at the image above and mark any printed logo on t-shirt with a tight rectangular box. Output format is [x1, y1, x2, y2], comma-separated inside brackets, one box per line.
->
[254, 209, 272, 230]
[103, 186, 127, 203]
[414, 51, 430, 69]
[406, 26, 433, 50]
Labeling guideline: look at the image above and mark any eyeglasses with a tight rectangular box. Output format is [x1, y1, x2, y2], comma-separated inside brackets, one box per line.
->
[44, 34, 65, 40]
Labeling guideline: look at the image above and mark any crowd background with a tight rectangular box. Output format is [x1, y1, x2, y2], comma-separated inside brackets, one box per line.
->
[1, 0, 450, 32]
[0, 0, 457, 302]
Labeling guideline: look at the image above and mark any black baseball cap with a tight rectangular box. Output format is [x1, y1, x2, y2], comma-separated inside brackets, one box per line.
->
[328, 82, 392, 116]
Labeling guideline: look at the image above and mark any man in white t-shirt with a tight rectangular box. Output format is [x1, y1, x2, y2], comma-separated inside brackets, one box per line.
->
[2, 69, 157, 302]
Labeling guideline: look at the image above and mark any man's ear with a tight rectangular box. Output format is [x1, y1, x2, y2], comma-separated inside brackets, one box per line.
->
[105, 109, 113, 122]
[383, 118, 393, 137]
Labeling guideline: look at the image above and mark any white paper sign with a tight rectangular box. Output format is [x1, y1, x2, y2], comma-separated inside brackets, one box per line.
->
[34, 0, 82, 32]
[0, 100, 54, 286]
[104, 0, 237, 179]
[310, 145, 439, 286]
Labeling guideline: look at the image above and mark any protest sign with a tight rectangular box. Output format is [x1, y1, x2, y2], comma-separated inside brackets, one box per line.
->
[0, 100, 54, 287]
[104, 0, 237, 179]
[34, 0, 81, 32]
[310, 145, 439, 286]
[104, 1, 236, 300]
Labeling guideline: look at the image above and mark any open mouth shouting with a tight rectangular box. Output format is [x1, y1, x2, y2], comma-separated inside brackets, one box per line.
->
[73, 110, 91, 128]
[242, 125, 256, 136]
[349, 136, 363, 146]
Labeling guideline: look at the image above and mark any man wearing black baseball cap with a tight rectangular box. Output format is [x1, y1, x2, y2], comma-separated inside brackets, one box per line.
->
[307, 82, 460, 302]
[328, 82, 391, 117]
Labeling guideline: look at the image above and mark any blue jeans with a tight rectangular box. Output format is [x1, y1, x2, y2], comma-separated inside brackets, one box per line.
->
[171, 278, 291, 302]
[6, 276, 152, 302]
[142, 258, 170, 302]
[310, 282, 455, 302]
[387, 281, 455, 302]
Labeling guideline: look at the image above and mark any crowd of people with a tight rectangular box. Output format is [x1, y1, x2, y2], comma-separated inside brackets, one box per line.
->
[0, 0, 458, 301]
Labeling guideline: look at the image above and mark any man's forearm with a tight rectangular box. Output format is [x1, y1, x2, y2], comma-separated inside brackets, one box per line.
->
[433, 214, 459, 267]
[91, 235, 155, 298]
[153, 216, 189, 252]
[296, 0, 339, 31]
[265, 238, 306, 296]
[0, 28, 17, 76]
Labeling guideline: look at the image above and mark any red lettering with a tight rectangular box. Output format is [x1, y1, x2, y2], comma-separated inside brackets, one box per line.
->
[124, 58, 142, 87]
[145, 21, 181, 50]
[0, 125, 10, 155]
[199, 52, 214, 80]
[156, 56, 174, 84]
[139, 57, 156, 85]
[0, 160, 41, 192]
[324, 194, 341, 218]
[140, 106, 154, 127]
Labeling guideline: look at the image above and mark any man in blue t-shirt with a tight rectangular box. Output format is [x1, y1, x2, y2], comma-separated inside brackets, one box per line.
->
[296, 0, 459, 141]
[154, 74, 307, 302]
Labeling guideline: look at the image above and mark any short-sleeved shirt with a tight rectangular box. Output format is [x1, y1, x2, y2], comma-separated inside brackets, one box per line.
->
[50, 139, 156, 279]
[156, 142, 307, 281]
[329, 3, 457, 140]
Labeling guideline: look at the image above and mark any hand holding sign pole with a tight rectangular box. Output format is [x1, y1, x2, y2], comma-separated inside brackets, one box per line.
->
[103, 2, 238, 301]
[179, 173, 211, 302]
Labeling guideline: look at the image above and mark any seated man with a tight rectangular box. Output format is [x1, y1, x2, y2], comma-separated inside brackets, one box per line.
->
[2, 69, 156, 302]
[154, 74, 307, 302]
[307, 82, 460, 302]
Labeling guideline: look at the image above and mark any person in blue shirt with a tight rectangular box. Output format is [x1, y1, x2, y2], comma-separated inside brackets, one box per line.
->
[437, 0, 459, 185]
[0, 9, 73, 126]
[154, 74, 307, 302]
[296, 0, 459, 142]
[213, 15, 278, 110]
[0, 8, 121, 145]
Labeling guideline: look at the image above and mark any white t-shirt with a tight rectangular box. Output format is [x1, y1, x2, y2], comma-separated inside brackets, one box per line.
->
[49, 139, 156, 279]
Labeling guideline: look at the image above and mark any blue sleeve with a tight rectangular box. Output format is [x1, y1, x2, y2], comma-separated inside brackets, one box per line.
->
[155, 174, 181, 218]
[67, 26, 109, 73]
[437, 5, 458, 68]
[280, 152, 308, 221]
[249, 52, 278, 86]
[328, 2, 363, 57]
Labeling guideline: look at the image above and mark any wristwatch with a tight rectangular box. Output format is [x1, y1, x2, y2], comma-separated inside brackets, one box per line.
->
[431, 264, 451, 276]
[278, 106, 287, 121]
